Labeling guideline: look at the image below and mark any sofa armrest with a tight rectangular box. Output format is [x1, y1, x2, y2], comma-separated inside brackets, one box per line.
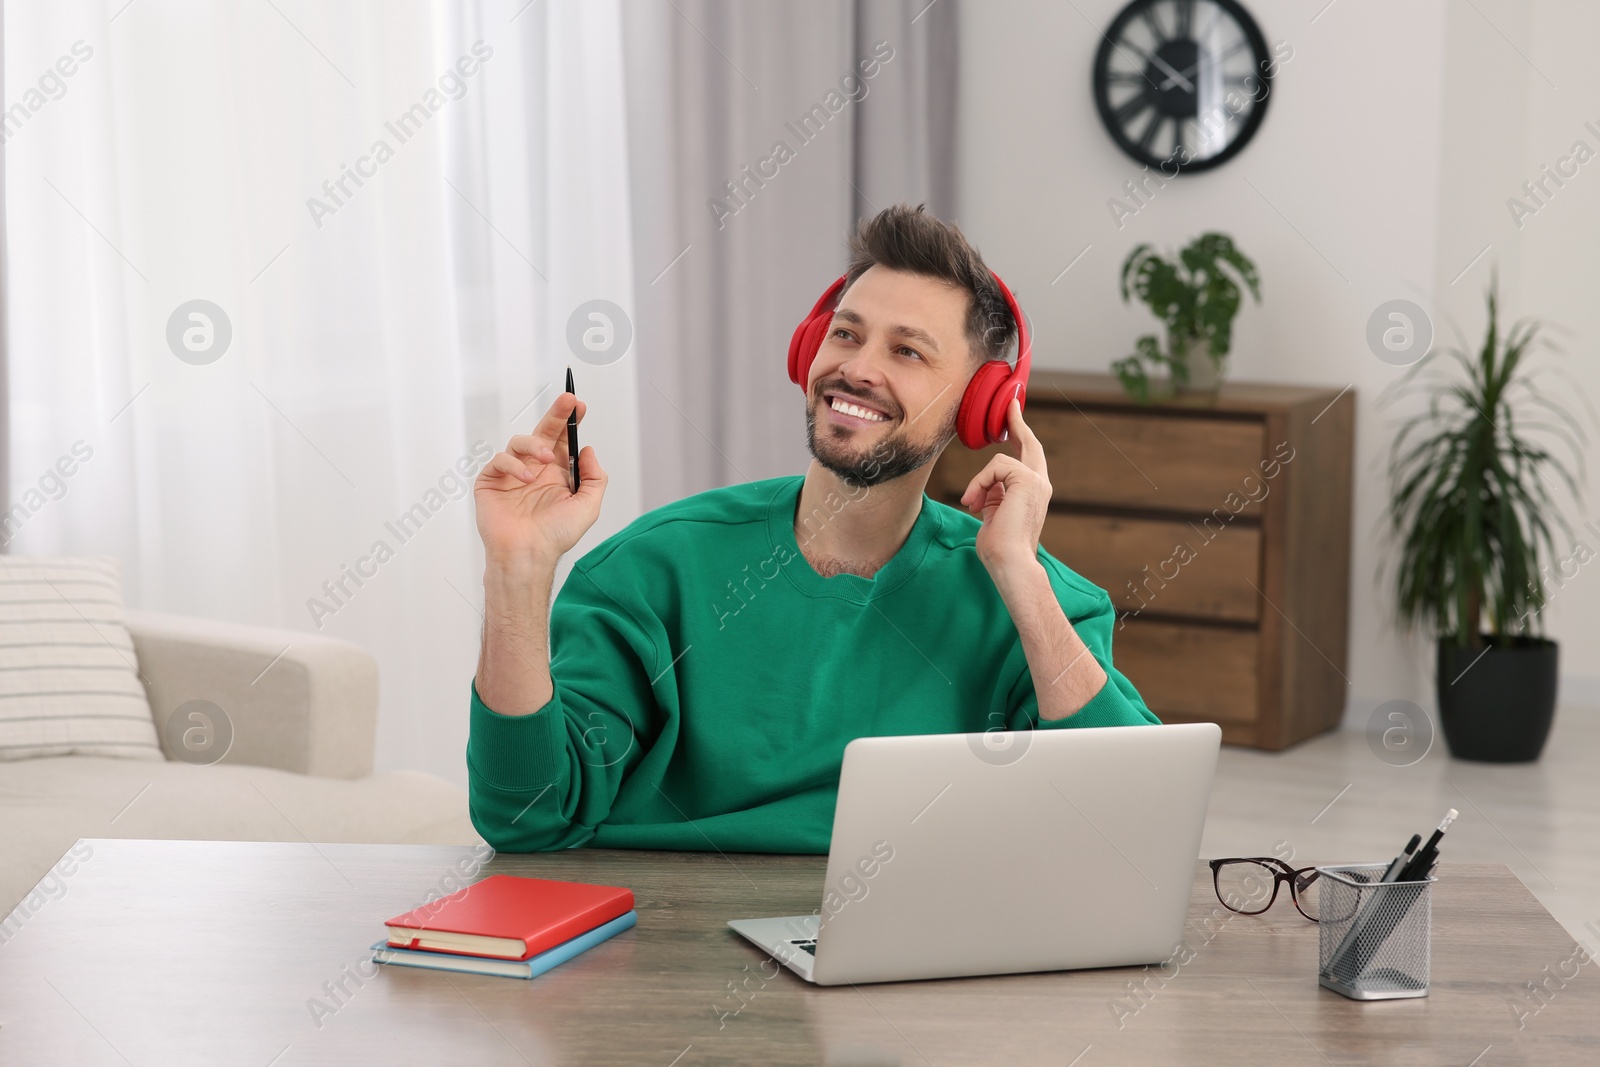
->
[126, 609, 378, 779]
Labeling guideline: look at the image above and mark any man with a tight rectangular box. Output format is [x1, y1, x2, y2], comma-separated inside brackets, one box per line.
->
[468, 203, 1158, 853]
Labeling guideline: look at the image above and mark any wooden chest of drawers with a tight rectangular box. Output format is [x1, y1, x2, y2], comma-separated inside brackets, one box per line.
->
[927, 371, 1355, 749]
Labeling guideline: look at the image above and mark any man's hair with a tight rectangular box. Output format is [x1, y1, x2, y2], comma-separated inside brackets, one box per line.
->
[842, 203, 1017, 367]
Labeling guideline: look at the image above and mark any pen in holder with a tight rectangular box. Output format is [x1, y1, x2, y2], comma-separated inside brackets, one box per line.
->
[1316, 863, 1435, 1000]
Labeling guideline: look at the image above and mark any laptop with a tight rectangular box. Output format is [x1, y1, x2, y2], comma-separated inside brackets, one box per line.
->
[727, 721, 1221, 985]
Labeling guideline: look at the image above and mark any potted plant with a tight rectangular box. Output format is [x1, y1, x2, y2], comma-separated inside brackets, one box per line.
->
[1113, 232, 1261, 403]
[1384, 277, 1587, 762]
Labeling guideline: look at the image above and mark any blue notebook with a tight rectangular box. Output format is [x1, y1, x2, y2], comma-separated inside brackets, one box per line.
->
[371, 909, 636, 979]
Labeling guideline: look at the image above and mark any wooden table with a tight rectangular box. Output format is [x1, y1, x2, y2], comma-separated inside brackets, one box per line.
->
[2, 842, 1596, 1065]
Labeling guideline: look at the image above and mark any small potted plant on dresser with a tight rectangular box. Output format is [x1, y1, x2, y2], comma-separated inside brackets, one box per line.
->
[1113, 232, 1260, 402]
[1384, 278, 1587, 762]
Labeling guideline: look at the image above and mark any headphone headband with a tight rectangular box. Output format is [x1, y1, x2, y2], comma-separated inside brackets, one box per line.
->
[988, 272, 1031, 376]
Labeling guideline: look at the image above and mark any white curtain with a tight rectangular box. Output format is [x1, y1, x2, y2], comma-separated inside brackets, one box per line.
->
[620, 0, 958, 507]
[4, 0, 641, 787]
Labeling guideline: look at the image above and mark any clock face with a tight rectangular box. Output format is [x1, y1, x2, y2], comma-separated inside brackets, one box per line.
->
[1093, 0, 1274, 174]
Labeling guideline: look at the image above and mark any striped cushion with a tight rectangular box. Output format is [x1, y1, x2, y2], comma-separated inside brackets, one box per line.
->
[0, 556, 162, 761]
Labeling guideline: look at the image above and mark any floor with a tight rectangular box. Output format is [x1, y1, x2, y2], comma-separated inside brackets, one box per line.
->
[1199, 701, 1600, 951]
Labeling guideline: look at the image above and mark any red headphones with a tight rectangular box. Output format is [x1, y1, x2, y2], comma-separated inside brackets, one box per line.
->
[786, 270, 1031, 449]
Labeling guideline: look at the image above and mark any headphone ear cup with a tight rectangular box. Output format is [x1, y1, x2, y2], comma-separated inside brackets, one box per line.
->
[790, 274, 848, 388]
[787, 315, 813, 385]
[956, 360, 1012, 449]
[984, 378, 1025, 444]
[788, 313, 832, 389]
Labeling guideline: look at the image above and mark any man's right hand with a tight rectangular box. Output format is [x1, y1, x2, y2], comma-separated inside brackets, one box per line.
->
[476, 391, 607, 568]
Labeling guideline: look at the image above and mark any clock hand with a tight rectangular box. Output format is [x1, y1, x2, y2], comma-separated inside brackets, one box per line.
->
[1115, 41, 1179, 91]
[1157, 62, 1198, 90]
[1158, 34, 1252, 89]
[1147, 52, 1195, 93]
[1159, 50, 1221, 90]
[1169, 60, 1201, 82]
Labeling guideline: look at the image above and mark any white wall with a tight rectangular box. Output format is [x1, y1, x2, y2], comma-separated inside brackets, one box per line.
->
[1496, 1, 1600, 705]
[954, 0, 1512, 725]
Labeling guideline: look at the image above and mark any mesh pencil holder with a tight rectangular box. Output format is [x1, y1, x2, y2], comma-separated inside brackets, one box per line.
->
[1316, 863, 1435, 1001]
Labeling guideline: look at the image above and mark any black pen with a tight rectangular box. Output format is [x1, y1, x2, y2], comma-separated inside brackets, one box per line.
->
[1380, 833, 1423, 883]
[1398, 808, 1457, 882]
[566, 366, 579, 494]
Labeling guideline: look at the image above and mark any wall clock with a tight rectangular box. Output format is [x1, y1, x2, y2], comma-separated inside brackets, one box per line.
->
[1092, 0, 1276, 174]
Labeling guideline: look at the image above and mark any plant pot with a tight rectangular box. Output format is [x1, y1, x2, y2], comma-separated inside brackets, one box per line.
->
[1435, 636, 1558, 762]
[1170, 332, 1223, 392]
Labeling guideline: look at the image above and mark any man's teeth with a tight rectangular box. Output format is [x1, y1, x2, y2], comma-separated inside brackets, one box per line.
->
[830, 397, 887, 422]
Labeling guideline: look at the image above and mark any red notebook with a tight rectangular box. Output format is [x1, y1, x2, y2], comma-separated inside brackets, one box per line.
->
[385, 874, 634, 961]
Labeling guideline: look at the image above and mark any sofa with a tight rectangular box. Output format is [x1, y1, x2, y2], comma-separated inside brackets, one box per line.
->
[0, 609, 482, 918]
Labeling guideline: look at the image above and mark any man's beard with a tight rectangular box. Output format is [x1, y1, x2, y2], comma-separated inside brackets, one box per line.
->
[803, 390, 956, 489]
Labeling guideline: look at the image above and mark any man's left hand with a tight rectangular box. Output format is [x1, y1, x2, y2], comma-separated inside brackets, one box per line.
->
[958, 394, 1051, 579]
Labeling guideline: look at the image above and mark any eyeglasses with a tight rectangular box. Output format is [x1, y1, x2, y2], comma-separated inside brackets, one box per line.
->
[1209, 857, 1323, 922]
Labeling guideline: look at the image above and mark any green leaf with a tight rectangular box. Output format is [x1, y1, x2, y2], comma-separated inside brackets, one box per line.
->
[1112, 232, 1260, 398]
[1381, 273, 1592, 644]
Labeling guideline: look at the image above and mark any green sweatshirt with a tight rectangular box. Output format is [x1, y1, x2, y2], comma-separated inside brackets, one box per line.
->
[467, 474, 1159, 853]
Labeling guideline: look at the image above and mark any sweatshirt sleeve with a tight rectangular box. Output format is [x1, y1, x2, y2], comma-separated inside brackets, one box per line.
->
[466, 565, 666, 851]
[1006, 563, 1162, 730]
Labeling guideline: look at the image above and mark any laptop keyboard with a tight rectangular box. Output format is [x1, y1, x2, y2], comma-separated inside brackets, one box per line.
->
[789, 939, 817, 956]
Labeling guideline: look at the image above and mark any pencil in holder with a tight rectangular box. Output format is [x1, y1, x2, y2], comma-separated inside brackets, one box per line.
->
[1316, 863, 1434, 1001]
